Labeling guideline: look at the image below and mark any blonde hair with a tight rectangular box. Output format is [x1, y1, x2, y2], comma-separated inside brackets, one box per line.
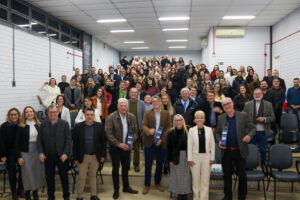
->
[6, 108, 21, 124]
[161, 94, 174, 116]
[172, 114, 189, 135]
[86, 77, 95, 88]
[194, 110, 205, 118]
[19, 106, 41, 128]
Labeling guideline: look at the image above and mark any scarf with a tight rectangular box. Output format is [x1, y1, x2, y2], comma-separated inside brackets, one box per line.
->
[253, 99, 264, 124]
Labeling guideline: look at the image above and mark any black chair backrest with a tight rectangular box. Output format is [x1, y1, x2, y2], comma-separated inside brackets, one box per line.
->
[270, 144, 293, 170]
[215, 144, 222, 164]
[70, 112, 78, 128]
[246, 144, 259, 169]
[281, 113, 298, 131]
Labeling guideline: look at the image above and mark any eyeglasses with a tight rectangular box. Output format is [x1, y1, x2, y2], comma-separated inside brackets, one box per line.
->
[48, 111, 58, 114]
[222, 102, 232, 107]
[152, 100, 161, 103]
[10, 113, 18, 116]
[174, 119, 183, 123]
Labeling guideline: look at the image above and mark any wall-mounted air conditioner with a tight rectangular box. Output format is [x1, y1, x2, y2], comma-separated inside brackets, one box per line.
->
[215, 28, 245, 38]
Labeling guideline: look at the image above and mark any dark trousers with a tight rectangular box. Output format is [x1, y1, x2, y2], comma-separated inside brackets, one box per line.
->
[222, 149, 247, 200]
[44, 155, 70, 199]
[274, 106, 283, 128]
[133, 134, 142, 167]
[109, 146, 130, 191]
[144, 144, 165, 186]
[7, 150, 23, 194]
[250, 131, 267, 161]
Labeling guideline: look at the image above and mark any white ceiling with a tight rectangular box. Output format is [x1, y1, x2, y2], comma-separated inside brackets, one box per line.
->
[26, 0, 300, 51]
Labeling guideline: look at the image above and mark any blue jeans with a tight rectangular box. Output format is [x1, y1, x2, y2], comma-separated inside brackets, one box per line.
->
[144, 144, 165, 186]
[250, 131, 267, 161]
[288, 109, 300, 130]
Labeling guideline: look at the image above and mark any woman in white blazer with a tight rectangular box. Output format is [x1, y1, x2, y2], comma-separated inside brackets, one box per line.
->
[56, 95, 71, 128]
[38, 78, 61, 108]
[75, 97, 101, 124]
[188, 111, 215, 200]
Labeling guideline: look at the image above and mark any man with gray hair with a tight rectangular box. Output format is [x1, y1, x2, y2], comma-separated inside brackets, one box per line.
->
[105, 98, 139, 199]
[174, 87, 198, 126]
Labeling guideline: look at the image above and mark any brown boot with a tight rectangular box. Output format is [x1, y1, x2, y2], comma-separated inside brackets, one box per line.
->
[155, 184, 165, 192]
[142, 186, 150, 195]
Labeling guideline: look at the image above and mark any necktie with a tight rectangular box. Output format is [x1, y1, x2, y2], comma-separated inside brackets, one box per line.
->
[184, 101, 187, 112]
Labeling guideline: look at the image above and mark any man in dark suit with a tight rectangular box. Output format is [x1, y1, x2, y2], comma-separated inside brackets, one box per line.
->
[64, 77, 81, 111]
[37, 104, 72, 200]
[215, 98, 256, 200]
[105, 98, 139, 199]
[109, 66, 121, 87]
[73, 108, 106, 200]
[114, 63, 122, 75]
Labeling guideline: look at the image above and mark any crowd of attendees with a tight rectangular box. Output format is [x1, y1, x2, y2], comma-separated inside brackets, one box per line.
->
[0, 54, 300, 200]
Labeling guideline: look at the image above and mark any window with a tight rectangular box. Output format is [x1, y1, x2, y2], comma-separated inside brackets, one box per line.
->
[72, 30, 80, 39]
[32, 9, 45, 24]
[61, 34, 70, 43]
[0, 8, 7, 21]
[0, 0, 7, 7]
[12, 0, 29, 16]
[47, 28, 59, 40]
[48, 18, 59, 30]
[32, 23, 46, 34]
[11, 13, 29, 29]
[61, 24, 70, 35]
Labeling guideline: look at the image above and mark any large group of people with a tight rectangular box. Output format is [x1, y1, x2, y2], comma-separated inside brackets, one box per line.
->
[0, 54, 300, 200]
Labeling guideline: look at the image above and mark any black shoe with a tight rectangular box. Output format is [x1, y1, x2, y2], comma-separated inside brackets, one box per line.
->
[76, 198, 83, 200]
[90, 196, 100, 200]
[163, 165, 169, 175]
[222, 196, 232, 200]
[123, 186, 138, 194]
[47, 197, 55, 200]
[113, 191, 119, 199]
[32, 190, 39, 200]
[64, 198, 70, 200]
[177, 194, 182, 200]
[182, 194, 187, 200]
[17, 190, 25, 198]
[25, 191, 31, 200]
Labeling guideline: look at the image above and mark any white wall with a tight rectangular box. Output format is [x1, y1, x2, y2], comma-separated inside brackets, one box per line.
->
[121, 50, 202, 65]
[92, 37, 120, 72]
[0, 23, 82, 123]
[272, 7, 300, 89]
[202, 27, 270, 79]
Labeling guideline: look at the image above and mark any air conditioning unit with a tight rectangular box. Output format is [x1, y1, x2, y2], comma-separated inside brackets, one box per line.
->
[201, 38, 208, 48]
[215, 28, 245, 38]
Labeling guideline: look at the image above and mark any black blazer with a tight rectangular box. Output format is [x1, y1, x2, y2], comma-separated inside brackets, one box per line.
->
[166, 128, 188, 165]
[198, 100, 223, 127]
[174, 98, 198, 127]
[15, 124, 39, 158]
[0, 122, 18, 158]
[72, 122, 107, 163]
[37, 118, 72, 157]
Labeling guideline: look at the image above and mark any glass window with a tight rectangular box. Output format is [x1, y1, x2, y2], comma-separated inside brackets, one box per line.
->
[11, 13, 29, 29]
[61, 34, 70, 43]
[61, 24, 70, 35]
[12, 0, 29, 16]
[32, 9, 45, 23]
[0, 8, 7, 21]
[47, 28, 59, 40]
[32, 23, 46, 34]
[72, 30, 80, 39]
[0, 0, 7, 7]
[48, 18, 59, 30]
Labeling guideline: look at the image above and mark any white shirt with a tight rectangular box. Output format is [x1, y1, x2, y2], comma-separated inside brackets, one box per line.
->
[154, 109, 161, 131]
[96, 98, 102, 116]
[255, 102, 264, 131]
[119, 113, 128, 143]
[26, 120, 38, 142]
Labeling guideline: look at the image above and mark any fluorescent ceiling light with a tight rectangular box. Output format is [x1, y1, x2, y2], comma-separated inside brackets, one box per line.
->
[223, 16, 255, 19]
[169, 46, 186, 49]
[166, 39, 188, 42]
[124, 41, 144, 44]
[162, 28, 189, 31]
[110, 29, 134, 33]
[97, 19, 127, 23]
[159, 16, 190, 21]
[131, 47, 149, 49]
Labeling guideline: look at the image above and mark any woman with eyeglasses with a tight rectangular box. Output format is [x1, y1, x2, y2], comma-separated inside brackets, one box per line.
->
[188, 111, 215, 200]
[166, 114, 192, 200]
[0, 108, 24, 200]
[16, 106, 45, 200]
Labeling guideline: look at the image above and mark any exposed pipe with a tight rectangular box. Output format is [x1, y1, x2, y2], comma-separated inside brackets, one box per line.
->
[49, 38, 52, 77]
[212, 26, 216, 55]
[12, 26, 16, 87]
[67, 51, 83, 58]
[264, 29, 300, 75]
[270, 26, 272, 70]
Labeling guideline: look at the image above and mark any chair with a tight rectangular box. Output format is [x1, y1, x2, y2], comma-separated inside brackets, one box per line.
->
[0, 163, 9, 198]
[268, 144, 300, 200]
[279, 113, 300, 146]
[70, 112, 78, 129]
[96, 162, 104, 193]
[210, 144, 224, 180]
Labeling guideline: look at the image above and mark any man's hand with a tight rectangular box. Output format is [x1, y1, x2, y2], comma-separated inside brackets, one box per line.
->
[117, 143, 129, 151]
[70, 104, 76, 108]
[148, 128, 156, 136]
[214, 107, 222, 114]
[155, 139, 162, 146]
[74, 160, 79, 166]
[100, 157, 105, 163]
[61, 154, 68, 162]
[1, 157, 7, 164]
[44, 82, 49, 85]
[18, 158, 24, 166]
[243, 135, 251, 143]
[189, 161, 195, 167]
[39, 154, 46, 163]
[218, 141, 227, 150]
[169, 162, 174, 167]
[256, 117, 265, 123]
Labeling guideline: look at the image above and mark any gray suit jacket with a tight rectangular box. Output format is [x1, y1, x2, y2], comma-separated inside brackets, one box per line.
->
[128, 99, 145, 132]
[215, 111, 256, 159]
[243, 100, 275, 136]
[37, 118, 72, 157]
[64, 86, 81, 109]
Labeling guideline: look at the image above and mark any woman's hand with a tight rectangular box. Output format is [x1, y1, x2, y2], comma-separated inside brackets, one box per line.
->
[44, 82, 49, 85]
[18, 158, 24, 166]
[210, 160, 215, 165]
[169, 162, 174, 167]
[189, 161, 195, 167]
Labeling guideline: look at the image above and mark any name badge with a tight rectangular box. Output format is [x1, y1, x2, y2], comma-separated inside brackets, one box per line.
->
[154, 128, 163, 144]
[221, 123, 228, 147]
[127, 132, 133, 150]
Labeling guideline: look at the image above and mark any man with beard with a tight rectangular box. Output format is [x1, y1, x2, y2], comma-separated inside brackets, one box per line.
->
[287, 78, 300, 130]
